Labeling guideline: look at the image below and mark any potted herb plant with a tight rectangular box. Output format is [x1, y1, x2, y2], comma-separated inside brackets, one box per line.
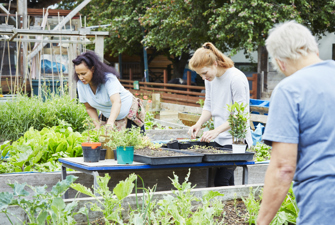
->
[227, 102, 249, 153]
[108, 127, 143, 164]
[81, 118, 101, 162]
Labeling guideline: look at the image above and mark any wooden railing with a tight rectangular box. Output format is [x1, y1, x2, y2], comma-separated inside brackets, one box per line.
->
[121, 69, 258, 107]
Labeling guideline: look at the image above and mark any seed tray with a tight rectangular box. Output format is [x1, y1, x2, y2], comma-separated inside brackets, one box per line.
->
[133, 149, 204, 165]
[164, 147, 254, 162]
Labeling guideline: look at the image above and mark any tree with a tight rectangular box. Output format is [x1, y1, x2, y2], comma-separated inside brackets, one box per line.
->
[207, 0, 335, 91]
[207, 0, 335, 55]
[140, 0, 226, 78]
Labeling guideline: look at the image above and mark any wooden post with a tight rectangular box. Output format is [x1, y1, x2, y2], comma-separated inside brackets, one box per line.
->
[152, 93, 160, 111]
[129, 68, 133, 81]
[187, 71, 191, 95]
[95, 35, 104, 61]
[252, 74, 258, 100]
[163, 70, 167, 89]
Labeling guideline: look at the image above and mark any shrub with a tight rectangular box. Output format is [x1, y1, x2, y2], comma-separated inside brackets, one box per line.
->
[0, 94, 88, 141]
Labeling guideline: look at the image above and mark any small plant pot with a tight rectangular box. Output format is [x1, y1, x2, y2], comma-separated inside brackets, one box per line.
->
[100, 149, 107, 160]
[167, 140, 179, 149]
[190, 141, 207, 147]
[82, 142, 101, 163]
[179, 142, 191, 149]
[113, 149, 117, 160]
[116, 146, 134, 164]
[232, 144, 247, 153]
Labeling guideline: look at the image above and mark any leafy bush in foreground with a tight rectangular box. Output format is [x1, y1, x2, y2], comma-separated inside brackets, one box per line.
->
[0, 94, 88, 141]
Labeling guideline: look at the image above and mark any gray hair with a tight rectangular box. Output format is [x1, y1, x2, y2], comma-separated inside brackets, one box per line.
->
[266, 21, 318, 62]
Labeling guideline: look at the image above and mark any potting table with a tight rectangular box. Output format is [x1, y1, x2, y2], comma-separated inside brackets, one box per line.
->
[59, 158, 255, 199]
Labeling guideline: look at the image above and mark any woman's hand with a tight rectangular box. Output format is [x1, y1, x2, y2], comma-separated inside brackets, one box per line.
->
[200, 129, 220, 142]
[105, 123, 114, 130]
[188, 123, 202, 139]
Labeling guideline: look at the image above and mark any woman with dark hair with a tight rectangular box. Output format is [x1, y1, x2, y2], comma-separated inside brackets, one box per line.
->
[72, 51, 145, 131]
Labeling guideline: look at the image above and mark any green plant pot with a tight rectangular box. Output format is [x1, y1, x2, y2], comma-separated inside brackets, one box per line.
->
[116, 146, 134, 164]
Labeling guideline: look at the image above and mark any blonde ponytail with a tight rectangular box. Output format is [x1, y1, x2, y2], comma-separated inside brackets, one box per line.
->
[189, 42, 234, 71]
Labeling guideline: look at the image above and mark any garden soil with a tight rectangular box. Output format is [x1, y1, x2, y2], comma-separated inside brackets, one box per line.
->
[87, 200, 249, 224]
[135, 148, 190, 157]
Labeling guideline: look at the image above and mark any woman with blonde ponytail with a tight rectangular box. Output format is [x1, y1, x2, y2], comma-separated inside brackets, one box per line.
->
[188, 42, 252, 186]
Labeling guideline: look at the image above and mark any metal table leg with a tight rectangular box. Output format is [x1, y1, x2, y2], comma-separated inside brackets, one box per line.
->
[207, 167, 213, 187]
[61, 164, 69, 199]
[242, 165, 249, 185]
[92, 171, 100, 196]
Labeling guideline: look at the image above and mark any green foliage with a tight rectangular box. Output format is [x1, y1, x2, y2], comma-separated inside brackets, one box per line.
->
[144, 112, 164, 130]
[0, 94, 88, 141]
[0, 175, 85, 225]
[0, 124, 87, 174]
[227, 102, 249, 144]
[196, 99, 205, 107]
[152, 169, 225, 224]
[207, 0, 335, 57]
[71, 173, 137, 225]
[107, 127, 144, 148]
[242, 184, 299, 225]
[250, 142, 272, 162]
[60, 0, 335, 65]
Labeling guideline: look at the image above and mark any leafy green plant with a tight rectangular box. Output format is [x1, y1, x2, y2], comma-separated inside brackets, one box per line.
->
[0, 123, 87, 173]
[242, 183, 299, 225]
[196, 99, 205, 107]
[0, 175, 85, 225]
[0, 94, 88, 141]
[250, 142, 272, 162]
[129, 175, 158, 224]
[144, 111, 164, 130]
[152, 169, 225, 224]
[107, 127, 143, 149]
[71, 173, 137, 225]
[227, 102, 249, 144]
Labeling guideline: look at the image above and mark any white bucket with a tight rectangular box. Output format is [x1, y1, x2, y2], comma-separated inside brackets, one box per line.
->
[232, 144, 247, 153]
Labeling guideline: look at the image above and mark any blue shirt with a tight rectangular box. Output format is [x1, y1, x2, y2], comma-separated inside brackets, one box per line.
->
[77, 73, 133, 120]
[263, 60, 335, 225]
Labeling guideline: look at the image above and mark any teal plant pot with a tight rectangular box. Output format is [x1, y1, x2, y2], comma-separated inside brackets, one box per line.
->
[116, 146, 134, 164]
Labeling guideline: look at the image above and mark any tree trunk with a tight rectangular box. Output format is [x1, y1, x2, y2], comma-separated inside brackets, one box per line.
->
[170, 52, 191, 79]
[257, 46, 268, 94]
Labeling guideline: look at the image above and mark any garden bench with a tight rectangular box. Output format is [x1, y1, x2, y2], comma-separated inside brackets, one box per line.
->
[59, 158, 255, 199]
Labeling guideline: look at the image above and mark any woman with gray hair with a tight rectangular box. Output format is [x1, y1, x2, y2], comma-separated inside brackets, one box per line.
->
[257, 20, 335, 225]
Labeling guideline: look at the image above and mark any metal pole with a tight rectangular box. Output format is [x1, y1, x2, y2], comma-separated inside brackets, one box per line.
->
[143, 46, 149, 82]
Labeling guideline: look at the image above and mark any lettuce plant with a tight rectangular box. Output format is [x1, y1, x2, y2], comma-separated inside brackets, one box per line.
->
[0, 123, 87, 173]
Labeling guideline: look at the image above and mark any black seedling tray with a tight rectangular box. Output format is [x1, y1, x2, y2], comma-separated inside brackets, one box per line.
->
[202, 148, 254, 162]
[134, 149, 204, 165]
[164, 147, 254, 162]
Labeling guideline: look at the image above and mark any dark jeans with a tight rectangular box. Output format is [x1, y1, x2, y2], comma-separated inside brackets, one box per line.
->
[98, 114, 145, 133]
[212, 142, 236, 186]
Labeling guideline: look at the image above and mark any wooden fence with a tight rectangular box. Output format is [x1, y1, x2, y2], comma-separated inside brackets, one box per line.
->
[121, 69, 258, 107]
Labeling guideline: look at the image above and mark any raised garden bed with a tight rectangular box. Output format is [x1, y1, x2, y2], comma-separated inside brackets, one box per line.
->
[134, 148, 203, 165]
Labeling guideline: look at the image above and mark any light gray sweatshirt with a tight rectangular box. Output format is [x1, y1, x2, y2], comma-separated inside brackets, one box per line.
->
[203, 67, 252, 147]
